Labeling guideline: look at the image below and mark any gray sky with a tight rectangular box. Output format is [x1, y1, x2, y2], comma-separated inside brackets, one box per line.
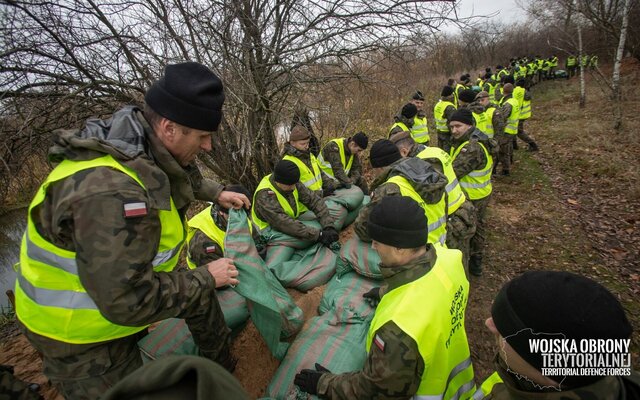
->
[448, 0, 528, 29]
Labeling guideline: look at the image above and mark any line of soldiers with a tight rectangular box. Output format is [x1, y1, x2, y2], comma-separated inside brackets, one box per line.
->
[11, 60, 638, 400]
[566, 54, 599, 78]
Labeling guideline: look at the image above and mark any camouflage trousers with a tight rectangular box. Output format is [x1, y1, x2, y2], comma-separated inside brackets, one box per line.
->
[436, 131, 452, 154]
[21, 294, 231, 400]
[516, 120, 536, 146]
[445, 200, 477, 274]
[470, 195, 491, 261]
[496, 133, 514, 173]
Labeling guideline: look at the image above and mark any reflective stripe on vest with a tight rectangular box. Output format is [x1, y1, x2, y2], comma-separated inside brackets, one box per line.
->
[412, 116, 430, 143]
[385, 175, 447, 246]
[366, 246, 475, 400]
[453, 84, 465, 108]
[389, 121, 410, 138]
[483, 108, 496, 138]
[472, 371, 503, 399]
[416, 147, 466, 214]
[500, 97, 520, 134]
[283, 154, 322, 191]
[434, 100, 455, 132]
[520, 98, 531, 120]
[15, 154, 185, 344]
[251, 174, 300, 230]
[317, 138, 354, 180]
[451, 141, 493, 200]
[186, 205, 226, 269]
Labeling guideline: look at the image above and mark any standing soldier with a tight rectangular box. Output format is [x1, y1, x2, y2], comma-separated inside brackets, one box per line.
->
[354, 140, 448, 247]
[318, 132, 369, 193]
[389, 103, 416, 138]
[295, 196, 475, 399]
[566, 55, 577, 78]
[476, 91, 505, 140]
[449, 109, 497, 277]
[513, 79, 539, 152]
[14, 62, 251, 398]
[281, 125, 335, 197]
[497, 83, 520, 175]
[408, 91, 431, 145]
[475, 271, 639, 398]
[458, 89, 489, 136]
[433, 86, 457, 153]
[391, 132, 477, 270]
[252, 160, 338, 247]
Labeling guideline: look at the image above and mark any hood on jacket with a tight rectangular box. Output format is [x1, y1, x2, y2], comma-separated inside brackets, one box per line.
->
[376, 157, 447, 205]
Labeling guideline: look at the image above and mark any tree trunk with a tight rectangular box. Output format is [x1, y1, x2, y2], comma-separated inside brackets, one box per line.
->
[577, 14, 586, 108]
[613, 0, 631, 131]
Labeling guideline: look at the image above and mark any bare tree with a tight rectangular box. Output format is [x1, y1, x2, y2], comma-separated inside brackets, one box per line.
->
[612, 0, 631, 130]
[0, 0, 461, 196]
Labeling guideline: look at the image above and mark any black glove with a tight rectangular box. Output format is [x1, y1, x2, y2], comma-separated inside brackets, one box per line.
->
[318, 227, 339, 247]
[294, 363, 331, 394]
[363, 287, 381, 306]
[341, 182, 352, 189]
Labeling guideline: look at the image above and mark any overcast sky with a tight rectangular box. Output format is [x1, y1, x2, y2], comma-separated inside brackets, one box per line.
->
[446, 0, 528, 30]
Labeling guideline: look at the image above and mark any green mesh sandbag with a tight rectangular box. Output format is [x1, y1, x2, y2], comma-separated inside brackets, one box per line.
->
[338, 235, 382, 279]
[318, 272, 380, 317]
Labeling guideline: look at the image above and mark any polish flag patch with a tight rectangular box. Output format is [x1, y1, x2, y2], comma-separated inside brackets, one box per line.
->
[123, 202, 148, 218]
[373, 334, 385, 352]
[205, 245, 217, 254]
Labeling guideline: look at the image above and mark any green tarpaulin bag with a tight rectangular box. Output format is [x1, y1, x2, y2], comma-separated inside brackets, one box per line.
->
[318, 271, 381, 317]
[338, 235, 382, 279]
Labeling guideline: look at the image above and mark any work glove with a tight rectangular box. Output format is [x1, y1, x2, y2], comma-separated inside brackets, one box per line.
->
[363, 287, 381, 306]
[294, 363, 331, 395]
[318, 226, 339, 247]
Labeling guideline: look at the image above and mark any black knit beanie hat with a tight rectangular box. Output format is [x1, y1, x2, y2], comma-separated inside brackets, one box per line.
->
[441, 86, 454, 97]
[491, 270, 632, 388]
[459, 89, 477, 104]
[503, 74, 515, 84]
[368, 196, 427, 248]
[145, 62, 225, 131]
[273, 160, 300, 185]
[351, 132, 369, 149]
[450, 109, 474, 126]
[401, 103, 418, 119]
[370, 139, 401, 168]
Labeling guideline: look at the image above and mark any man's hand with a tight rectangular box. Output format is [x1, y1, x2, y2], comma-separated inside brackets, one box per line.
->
[294, 363, 331, 394]
[318, 226, 339, 247]
[206, 258, 239, 288]
[217, 190, 251, 210]
[322, 186, 336, 197]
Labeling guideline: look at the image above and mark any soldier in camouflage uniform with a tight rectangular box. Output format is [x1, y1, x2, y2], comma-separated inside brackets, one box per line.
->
[434, 86, 457, 153]
[281, 125, 336, 196]
[449, 109, 498, 276]
[391, 132, 477, 271]
[295, 197, 475, 399]
[477, 271, 640, 399]
[318, 133, 369, 193]
[186, 185, 259, 267]
[388, 103, 417, 138]
[353, 139, 448, 246]
[14, 63, 250, 399]
[252, 160, 338, 246]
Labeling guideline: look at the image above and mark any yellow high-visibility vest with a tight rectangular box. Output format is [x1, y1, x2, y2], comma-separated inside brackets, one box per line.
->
[500, 97, 520, 134]
[471, 372, 503, 399]
[483, 107, 496, 138]
[416, 147, 466, 214]
[389, 121, 410, 139]
[15, 154, 185, 344]
[385, 175, 447, 246]
[434, 100, 456, 132]
[317, 139, 354, 180]
[251, 174, 300, 230]
[451, 140, 493, 200]
[411, 115, 430, 144]
[367, 245, 475, 400]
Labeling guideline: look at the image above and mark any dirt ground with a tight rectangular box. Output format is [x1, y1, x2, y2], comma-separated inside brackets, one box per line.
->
[1, 60, 639, 399]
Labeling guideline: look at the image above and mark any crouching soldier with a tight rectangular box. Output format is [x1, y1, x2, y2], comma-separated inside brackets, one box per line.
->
[295, 196, 476, 399]
[252, 160, 338, 248]
[391, 132, 477, 270]
[354, 139, 448, 247]
[318, 132, 369, 193]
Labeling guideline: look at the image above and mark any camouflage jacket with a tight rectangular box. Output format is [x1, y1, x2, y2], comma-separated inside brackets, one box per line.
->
[317, 248, 439, 399]
[354, 158, 447, 242]
[320, 138, 363, 185]
[486, 104, 505, 136]
[390, 113, 416, 137]
[483, 356, 640, 399]
[253, 175, 333, 241]
[24, 106, 223, 350]
[187, 205, 260, 267]
[499, 94, 516, 124]
[450, 127, 495, 179]
[281, 143, 336, 193]
[436, 101, 457, 134]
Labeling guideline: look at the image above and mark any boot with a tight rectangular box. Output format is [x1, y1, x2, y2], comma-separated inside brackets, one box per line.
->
[512, 138, 519, 150]
[469, 255, 483, 277]
[528, 142, 539, 152]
